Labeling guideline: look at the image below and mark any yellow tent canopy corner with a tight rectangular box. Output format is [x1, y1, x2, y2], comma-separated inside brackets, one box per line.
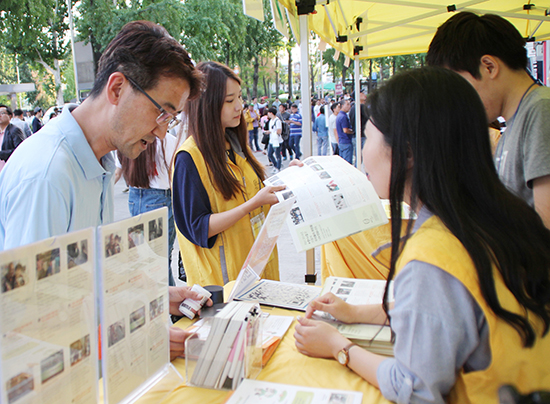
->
[277, 0, 550, 59]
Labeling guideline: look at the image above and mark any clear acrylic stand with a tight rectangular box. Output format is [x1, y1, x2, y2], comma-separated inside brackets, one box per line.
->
[185, 303, 262, 391]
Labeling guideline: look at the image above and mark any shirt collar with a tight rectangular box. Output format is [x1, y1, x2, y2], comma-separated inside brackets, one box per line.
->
[59, 105, 114, 180]
[225, 129, 245, 160]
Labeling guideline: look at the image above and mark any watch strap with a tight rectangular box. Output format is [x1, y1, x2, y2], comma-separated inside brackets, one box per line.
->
[339, 342, 356, 367]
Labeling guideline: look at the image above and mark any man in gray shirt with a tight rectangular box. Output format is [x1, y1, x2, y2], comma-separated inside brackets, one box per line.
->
[11, 109, 32, 139]
[427, 12, 550, 228]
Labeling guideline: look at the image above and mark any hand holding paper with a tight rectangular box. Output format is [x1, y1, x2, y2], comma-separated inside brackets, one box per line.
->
[250, 185, 286, 208]
[169, 286, 213, 316]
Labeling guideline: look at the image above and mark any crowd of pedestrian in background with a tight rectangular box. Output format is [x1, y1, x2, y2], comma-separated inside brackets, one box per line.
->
[0, 105, 64, 173]
[238, 90, 367, 174]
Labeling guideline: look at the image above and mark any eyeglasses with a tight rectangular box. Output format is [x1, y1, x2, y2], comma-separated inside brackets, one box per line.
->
[124, 75, 181, 130]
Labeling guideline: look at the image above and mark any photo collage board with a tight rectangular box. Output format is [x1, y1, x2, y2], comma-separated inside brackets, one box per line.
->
[98, 208, 171, 404]
[0, 207, 172, 404]
[0, 228, 98, 404]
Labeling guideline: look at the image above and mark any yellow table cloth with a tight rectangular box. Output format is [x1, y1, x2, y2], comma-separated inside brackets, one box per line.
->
[146, 286, 392, 404]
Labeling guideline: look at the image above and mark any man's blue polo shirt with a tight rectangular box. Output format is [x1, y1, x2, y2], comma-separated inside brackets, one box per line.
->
[289, 112, 302, 137]
[0, 105, 115, 250]
[336, 110, 352, 144]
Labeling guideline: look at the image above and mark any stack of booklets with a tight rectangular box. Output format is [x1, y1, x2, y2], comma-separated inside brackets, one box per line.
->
[187, 313, 294, 368]
[188, 301, 262, 390]
[315, 277, 395, 357]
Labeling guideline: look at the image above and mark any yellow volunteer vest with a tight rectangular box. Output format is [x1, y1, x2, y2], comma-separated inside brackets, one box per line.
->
[244, 110, 254, 132]
[174, 137, 279, 287]
[396, 216, 550, 404]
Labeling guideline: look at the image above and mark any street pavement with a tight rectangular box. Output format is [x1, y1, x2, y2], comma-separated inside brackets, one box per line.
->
[112, 147, 322, 287]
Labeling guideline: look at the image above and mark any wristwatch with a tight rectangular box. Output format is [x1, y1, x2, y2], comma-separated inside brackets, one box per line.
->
[337, 343, 356, 367]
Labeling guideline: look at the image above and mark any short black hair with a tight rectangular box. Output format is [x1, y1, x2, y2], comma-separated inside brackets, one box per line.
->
[13, 109, 23, 116]
[427, 12, 528, 79]
[268, 107, 277, 115]
[0, 105, 13, 116]
[330, 102, 340, 112]
[90, 20, 202, 99]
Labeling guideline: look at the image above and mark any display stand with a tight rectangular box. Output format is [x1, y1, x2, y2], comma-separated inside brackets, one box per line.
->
[98, 208, 181, 404]
[185, 302, 262, 391]
[0, 228, 99, 404]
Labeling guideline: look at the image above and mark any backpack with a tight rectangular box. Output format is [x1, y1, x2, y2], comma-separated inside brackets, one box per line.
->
[281, 120, 290, 140]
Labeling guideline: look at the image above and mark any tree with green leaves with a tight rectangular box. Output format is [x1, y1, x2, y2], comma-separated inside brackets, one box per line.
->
[241, 1, 283, 99]
[1, 0, 70, 106]
[76, 0, 188, 72]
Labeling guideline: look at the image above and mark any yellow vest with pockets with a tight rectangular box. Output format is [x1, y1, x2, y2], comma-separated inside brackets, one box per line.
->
[396, 216, 550, 404]
[174, 137, 279, 287]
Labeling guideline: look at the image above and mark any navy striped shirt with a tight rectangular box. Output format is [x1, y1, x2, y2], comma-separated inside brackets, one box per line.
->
[289, 112, 302, 137]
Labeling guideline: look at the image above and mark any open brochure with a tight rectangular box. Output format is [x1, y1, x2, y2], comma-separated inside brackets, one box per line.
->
[224, 379, 363, 404]
[314, 277, 395, 356]
[264, 155, 388, 252]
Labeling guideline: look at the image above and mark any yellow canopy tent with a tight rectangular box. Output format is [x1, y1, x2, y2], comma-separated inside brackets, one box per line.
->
[277, 0, 550, 59]
[260, 0, 550, 282]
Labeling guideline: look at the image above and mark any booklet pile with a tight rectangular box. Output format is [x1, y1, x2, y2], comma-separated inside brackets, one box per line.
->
[188, 301, 262, 390]
[315, 276, 395, 356]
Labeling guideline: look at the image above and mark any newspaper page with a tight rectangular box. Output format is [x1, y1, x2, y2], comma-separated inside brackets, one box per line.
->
[264, 156, 388, 252]
[320, 276, 394, 306]
[0, 228, 98, 404]
[235, 280, 320, 311]
[316, 277, 394, 354]
[225, 379, 363, 404]
[98, 208, 170, 404]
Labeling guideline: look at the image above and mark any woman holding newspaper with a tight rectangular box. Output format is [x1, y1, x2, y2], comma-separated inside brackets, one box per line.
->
[294, 68, 550, 403]
[172, 61, 284, 287]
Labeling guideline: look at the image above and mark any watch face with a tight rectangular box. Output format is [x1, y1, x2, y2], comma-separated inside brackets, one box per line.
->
[337, 350, 347, 365]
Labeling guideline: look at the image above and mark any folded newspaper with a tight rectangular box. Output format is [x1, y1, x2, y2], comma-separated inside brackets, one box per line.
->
[314, 276, 394, 356]
[264, 156, 388, 252]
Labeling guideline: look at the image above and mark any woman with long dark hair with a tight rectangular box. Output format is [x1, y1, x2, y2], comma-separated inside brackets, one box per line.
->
[172, 61, 283, 286]
[294, 67, 550, 403]
[117, 135, 178, 285]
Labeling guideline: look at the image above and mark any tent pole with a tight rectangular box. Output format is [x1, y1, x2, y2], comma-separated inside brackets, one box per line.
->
[354, 57, 362, 170]
[300, 14, 312, 160]
[299, 13, 316, 284]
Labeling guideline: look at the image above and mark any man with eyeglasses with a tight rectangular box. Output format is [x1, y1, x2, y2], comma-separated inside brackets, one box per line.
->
[0, 20, 205, 362]
[0, 21, 202, 250]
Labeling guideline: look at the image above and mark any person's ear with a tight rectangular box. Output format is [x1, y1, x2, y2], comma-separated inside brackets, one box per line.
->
[479, 55, 500, 80]
[105, 72, 126, 106]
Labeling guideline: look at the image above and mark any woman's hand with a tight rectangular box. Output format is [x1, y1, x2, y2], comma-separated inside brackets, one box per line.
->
[251, 185, 286, 207]
[294, 317, 350, 359]
[289, 159, 303, 168]
[305, 292, 357, 323]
